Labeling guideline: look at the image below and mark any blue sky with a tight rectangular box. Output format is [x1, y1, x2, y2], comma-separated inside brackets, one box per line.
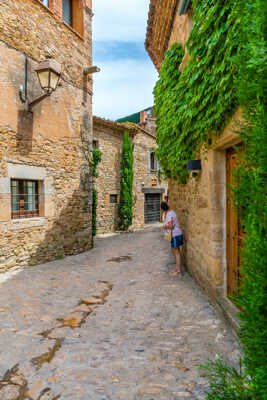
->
[92, 0, 158, 121]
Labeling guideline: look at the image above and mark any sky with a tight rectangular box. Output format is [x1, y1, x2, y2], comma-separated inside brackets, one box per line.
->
[92, 0, 158, 121]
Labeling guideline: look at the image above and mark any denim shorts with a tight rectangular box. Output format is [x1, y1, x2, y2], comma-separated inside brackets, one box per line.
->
[171, 234, 184, 248]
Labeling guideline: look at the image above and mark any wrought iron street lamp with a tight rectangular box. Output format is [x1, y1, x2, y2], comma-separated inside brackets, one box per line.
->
[35, 59, 61, 93]
[19, 56, 61, 112]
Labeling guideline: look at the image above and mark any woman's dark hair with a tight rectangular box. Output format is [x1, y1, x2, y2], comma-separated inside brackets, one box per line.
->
[161, 201, 169, 211]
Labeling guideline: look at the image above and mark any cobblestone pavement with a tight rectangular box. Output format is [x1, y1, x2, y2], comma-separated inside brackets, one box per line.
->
[0, 227, 240, 400]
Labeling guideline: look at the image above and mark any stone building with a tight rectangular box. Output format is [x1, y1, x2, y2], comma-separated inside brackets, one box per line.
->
[93, 116, 168, 234]
[145, 0, 242, 329]
[0, 0, 94, 272]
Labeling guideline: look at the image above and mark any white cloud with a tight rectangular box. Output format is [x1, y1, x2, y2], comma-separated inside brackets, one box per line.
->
[93, 0, 150, 42]
[93, 58, 158, 120]
[91, 0, 158, 120]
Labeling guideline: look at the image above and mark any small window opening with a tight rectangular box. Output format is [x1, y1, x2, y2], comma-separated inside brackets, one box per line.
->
[63, 0, 72, 26]
[11, 179, 40, 219]
[93, 140, 99, 150]
[150, 151, 156, 170]
[110, 194, 118, 204]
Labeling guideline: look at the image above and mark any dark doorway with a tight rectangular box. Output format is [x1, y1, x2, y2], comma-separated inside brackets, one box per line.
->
[145, 193, 161, 224]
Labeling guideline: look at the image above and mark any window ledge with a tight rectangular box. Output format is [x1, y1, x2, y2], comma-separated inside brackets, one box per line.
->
[36, 0, 55, 16]
[62, 21, 84, 40]
[7, 217, 46, 231]
[35, 1, 84, 41]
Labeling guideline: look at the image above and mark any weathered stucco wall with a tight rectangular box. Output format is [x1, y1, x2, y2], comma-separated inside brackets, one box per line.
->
[93, 119, 168, 234]
[0, 0, 93, 272]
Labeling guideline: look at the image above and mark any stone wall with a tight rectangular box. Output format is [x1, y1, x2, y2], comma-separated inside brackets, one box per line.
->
[93, 120, 123, 233]
[169, 112, 242, 302]
[0, 0, 93, 272]
[132, 129, 168, 230]
[93, 118, 168, 234]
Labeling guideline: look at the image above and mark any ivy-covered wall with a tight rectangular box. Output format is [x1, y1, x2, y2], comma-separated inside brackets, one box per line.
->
[152, 0, 267, 396]
[154, 0, 240, 181]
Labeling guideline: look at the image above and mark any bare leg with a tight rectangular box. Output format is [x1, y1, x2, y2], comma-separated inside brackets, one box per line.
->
[170, 248, 182, 275]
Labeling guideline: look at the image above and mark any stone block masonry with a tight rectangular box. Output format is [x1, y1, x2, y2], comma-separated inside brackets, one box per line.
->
[0, 0, 94, 272]
[93, 117, 168, 234]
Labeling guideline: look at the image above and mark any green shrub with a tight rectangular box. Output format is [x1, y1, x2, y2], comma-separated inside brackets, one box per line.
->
[91, 149, 102, 237]
[232, 0, 267, 395]
[200, 358, 255, 400]
[119, 131, 134, 230]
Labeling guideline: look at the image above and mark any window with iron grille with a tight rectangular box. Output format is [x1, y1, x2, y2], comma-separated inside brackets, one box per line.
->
[11, 180, 40, 219]
[110, 194, 118, 204]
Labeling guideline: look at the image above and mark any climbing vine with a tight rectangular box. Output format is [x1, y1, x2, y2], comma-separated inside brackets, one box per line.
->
[118, 131, 134, 230]
[154, 0, 267, 397]
[91, 149, 102, 237]
[154, 0, 240, 182]
[231, 0, 267, 396]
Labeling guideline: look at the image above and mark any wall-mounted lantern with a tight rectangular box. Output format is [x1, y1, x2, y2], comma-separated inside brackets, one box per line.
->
[187, 160, 202, 171]
[19, 56, 61, 112]
[35, 59, 61, 93]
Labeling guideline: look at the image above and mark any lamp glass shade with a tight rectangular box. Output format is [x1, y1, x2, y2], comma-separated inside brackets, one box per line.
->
[37, 69, 50, 91]
[49, 70, 60, 91]
[35, 59, 61, 92]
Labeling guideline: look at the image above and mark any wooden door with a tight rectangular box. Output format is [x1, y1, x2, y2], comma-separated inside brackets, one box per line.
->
[226, 147, 243, 298]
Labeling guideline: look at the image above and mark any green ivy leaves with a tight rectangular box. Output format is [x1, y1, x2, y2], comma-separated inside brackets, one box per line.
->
[154, 0, 240, 181]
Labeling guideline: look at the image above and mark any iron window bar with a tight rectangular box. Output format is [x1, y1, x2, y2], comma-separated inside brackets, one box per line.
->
[11, 179, 41, 219]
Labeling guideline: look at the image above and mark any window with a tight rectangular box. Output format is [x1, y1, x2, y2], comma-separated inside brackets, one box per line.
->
[41, 0, 49, 7]
[110, 194, 118, 204]
[63, 0, 72, 26]
[11, 180, 40, 219]
[62, 0, 84, 36]
[150, 152, 155, 170]
[93, 140, 99, 150]
[149, 151, 159, 171]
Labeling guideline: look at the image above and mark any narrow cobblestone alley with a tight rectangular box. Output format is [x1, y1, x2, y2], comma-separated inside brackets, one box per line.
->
[0, 227, 240, 400]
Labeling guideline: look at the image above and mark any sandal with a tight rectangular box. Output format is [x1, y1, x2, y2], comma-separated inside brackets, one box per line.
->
[170, 270, 181, 276]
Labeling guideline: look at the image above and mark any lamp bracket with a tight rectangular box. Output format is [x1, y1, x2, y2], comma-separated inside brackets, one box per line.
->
[28, 92, 51, 112]
[84, 66, 100, 75]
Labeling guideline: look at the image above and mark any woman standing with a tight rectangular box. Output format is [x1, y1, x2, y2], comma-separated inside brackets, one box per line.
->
[161, 201, 184, 276]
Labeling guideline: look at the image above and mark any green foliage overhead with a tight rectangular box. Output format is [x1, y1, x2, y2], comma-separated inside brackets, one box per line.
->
[91, 149, 102, 237]
[154, 0, 239, 181]
[119, 131, 134, 230]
